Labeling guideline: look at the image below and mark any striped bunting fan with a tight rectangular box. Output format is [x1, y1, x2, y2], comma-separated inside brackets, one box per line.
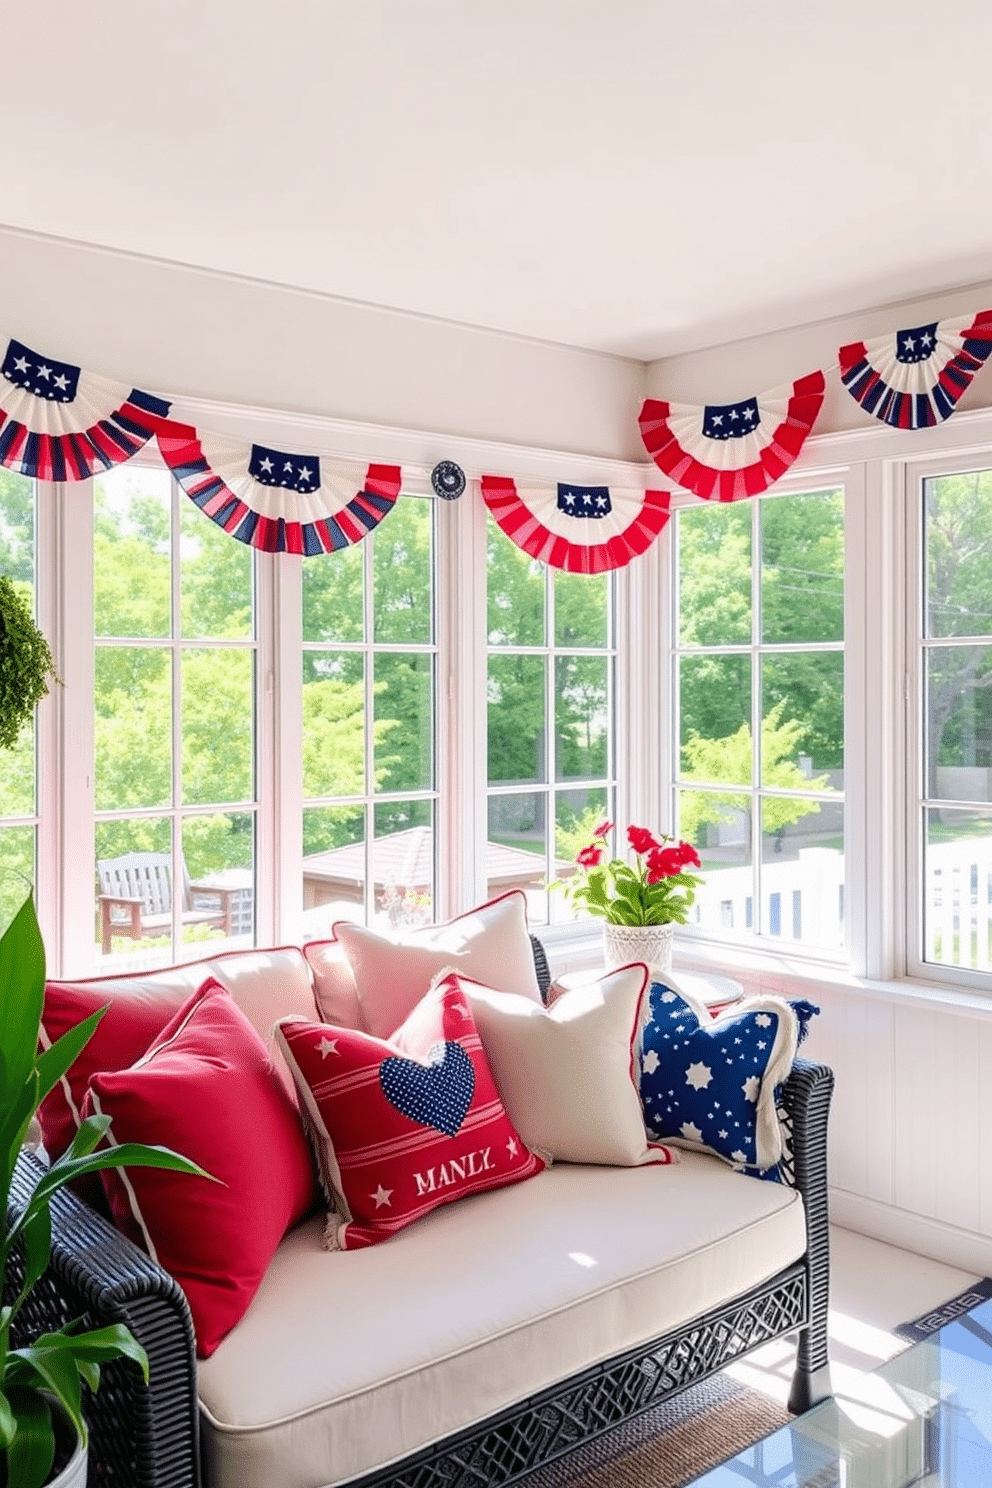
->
[638, 372, 825, 502]
[0, 336, 171, 479]
[480, 476, 670, 572]
[838, 310, 992, 428]
[156, 423, 402, 555]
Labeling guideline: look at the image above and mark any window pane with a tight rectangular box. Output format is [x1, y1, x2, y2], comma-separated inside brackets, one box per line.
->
[303, 652, 365, 798]
[95, 817, 171, 964]
[487, 791, 547, 921]
[489, 654, 546, 783]
[925, 470, 992, 639]
[180, 502, 253, 640]
[555, 655, 609, 780]
[0, 828, 35, 924]
[761, 490, 844, 644]
[182, 649, 254, 805]
[554, 570, 608, 648]
[552, 787, 610, 923]
[680, 656, 751, 785]
[95, 647, 172, 809]
[677, 504, 751, 646]
[372, 801, 433, 929]
[926, 645, 992, 801]
[761, 653, 844, 791]
[303, 545, 364, 643]
[677, 789, 751, 934]
[374, 653, 433, 793]
[302, 806, 366, 931]
[761, 797, 844, 949]
[182, 814, 255, 948]
[487, 525, 545, 646]
[374, 499, 433, 644]
[94, 467, 171, 638]
[925, 807, 992, 972]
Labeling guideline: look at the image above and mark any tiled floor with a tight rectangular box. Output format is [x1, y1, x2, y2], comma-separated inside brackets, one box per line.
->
[726, 1225, 983, 1407]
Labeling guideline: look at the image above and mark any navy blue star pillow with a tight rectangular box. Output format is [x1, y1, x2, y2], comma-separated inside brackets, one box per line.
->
[638, 981, 807, 1172]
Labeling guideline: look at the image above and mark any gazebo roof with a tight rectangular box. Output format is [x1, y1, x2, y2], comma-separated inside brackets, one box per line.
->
[303, 826, 570, 891]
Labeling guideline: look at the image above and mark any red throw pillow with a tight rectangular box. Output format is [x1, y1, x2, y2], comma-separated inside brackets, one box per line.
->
[274, 973, 545, 1251]
[83, 979, 317, 1358]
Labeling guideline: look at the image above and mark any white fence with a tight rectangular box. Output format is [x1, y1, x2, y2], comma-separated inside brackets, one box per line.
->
[692, 839, 992, 971]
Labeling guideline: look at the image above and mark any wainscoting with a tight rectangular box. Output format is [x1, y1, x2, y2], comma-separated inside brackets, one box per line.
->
[687, 957, 992, 1277]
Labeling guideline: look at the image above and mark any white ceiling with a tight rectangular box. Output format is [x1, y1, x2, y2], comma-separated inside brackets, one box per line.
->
[7, 3, 992, 361]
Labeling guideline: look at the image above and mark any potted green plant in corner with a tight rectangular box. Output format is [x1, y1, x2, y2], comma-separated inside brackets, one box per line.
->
[0, 577, 60, 754]
[1, 891, 208, 1488]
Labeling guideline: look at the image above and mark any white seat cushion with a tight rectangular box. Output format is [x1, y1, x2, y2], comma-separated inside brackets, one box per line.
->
[198, 1153, 806, 1488]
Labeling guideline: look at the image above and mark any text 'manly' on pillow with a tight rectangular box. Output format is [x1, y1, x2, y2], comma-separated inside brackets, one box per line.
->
[39, 945, 319, 1165]
[331, 889, 542, 1040]
[459, 966, 675, 1168]
[83, 979, 318, 1359]
[638, 981, 804, 1173]
[274, 975, 545, 1251]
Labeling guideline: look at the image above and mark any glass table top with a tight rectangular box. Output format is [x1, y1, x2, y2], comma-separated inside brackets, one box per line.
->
[690, 1296, 992, 1487]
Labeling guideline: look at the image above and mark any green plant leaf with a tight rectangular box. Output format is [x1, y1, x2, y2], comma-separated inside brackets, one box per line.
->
[77, 1359, 100, 1395]
[8, 1206, 52, 1326]
[3, 1385, 54, 1488]
[0, 1068, 40, 1198]
[0, 894, 45, 1111]
[0, 1385, 15, 1450]
[33, 1006, 107, 1109]
[53, 1324, 148, 1384]
[56, 1113, 113, 1164]
[7, 1336, 86, 1448]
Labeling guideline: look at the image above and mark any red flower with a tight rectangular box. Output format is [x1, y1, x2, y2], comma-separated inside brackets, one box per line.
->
[646, 846, 682, 882]
[592, 819, 614, 839]
[677, 841, 701, 869]
[576, 843, 604, 869]
[627, 825, 659, 855]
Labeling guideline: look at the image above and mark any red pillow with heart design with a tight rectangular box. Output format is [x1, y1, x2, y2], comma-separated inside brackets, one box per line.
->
[274, 973, 545, 1250]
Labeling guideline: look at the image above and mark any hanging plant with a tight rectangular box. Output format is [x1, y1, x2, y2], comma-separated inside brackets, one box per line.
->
[0, 576, 60, 750]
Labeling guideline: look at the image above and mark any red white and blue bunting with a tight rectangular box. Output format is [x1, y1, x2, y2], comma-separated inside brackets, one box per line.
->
[156, 423, 402, 555]
[480, 475, 671, 573]
[838, 310, 992, 428]
[0, 336, 171, 480]
[638, 372, 825, 502]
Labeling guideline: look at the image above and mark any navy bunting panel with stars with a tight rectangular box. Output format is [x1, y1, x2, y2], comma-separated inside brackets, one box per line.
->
[839, 310, 992, 429]
[0, 336, 171, 480]
[481, 474, 671, 573]
[639, 372, 824, 502]
[274, 973, 544, 1250]
[157, 421, 402, 555]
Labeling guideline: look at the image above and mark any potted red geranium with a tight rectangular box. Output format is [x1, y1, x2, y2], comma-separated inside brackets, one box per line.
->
[553, 822, 703, 973]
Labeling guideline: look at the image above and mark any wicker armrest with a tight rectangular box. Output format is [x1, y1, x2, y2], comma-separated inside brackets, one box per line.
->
[777, 1056, 834, 1409]
[6, 1151, 201, 1488]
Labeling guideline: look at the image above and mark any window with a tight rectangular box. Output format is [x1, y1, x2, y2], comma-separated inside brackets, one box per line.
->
[93, 460, 258, 966]
[0, 469, 39, 924]
[916, 464, 992, 975]
[301, 495, 437, 933]
[672, 487, 845, 952]
[486, 520, 616, 926]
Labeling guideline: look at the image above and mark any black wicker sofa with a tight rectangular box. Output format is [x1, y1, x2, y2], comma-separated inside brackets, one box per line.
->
[8, 938, 834, 1488]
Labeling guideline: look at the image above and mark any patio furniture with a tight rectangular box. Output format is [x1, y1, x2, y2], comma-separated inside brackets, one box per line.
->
[96, 852, 245, 954]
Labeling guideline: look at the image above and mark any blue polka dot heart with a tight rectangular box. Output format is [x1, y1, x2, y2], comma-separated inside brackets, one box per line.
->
[380, 1041, 476, 1136]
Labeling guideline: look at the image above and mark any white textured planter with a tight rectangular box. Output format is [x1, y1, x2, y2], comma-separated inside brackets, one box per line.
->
[51, 1432, 87, 1488]
[602, 921, 675, 977]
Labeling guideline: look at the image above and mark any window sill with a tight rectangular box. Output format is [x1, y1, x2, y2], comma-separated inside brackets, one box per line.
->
[539, 923, 992, 1020]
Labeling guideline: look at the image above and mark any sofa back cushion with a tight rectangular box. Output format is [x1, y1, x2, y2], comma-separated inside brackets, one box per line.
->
[39, 945, 318, 1166]
[327, 890, 542, 1040]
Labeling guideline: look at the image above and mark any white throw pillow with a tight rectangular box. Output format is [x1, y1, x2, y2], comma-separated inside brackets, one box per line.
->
[333, 890, 542, 1040]
[460, 964, 675, 1167]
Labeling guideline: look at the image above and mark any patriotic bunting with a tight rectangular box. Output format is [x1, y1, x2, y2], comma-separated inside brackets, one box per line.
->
[480, 475, 671, 573]
[838, 310, 992, 428]
[156, 423, 402, 555]
[638, 372, 825, 502]
[0, 336, 171, 480]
